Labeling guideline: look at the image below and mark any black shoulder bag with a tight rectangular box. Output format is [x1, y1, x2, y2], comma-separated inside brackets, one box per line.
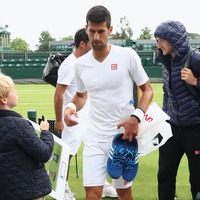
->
[184, 47, 200, 102]
[42, 53, 66, 87]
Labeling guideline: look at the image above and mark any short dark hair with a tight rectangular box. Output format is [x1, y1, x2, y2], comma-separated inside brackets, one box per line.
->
[74, 28, 89, 48]
[86, 5, 111, 28]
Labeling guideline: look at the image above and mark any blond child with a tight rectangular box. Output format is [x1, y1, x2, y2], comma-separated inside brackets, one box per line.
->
[0, 73, 54, 200]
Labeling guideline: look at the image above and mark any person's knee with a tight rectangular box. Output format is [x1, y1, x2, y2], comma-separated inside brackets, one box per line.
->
[116, 187, 132, 199]
[85, 186, 103, 200]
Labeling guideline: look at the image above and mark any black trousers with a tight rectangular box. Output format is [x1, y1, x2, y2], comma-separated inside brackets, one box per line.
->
[158, 124, 200, 200]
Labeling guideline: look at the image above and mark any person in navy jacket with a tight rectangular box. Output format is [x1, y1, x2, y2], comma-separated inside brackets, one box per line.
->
[0, 73, 54, 200]
[154, 20, 200, 200]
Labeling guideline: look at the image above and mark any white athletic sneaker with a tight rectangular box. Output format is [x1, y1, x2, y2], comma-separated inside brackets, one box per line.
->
[63, 188, 76, 200]
[102, 181, 118, 198]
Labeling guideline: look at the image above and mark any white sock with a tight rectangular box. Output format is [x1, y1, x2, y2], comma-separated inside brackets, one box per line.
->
[65, 181, 69, 190]
[104, 179, 110, 185]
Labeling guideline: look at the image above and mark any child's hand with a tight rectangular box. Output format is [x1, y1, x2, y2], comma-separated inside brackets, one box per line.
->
[40, 119, 49, 131]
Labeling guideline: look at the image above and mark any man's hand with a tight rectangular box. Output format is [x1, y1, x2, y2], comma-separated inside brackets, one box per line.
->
[181, 68, 197, 86]
[64, 107, 79, 127]
[117, 117, 139, 142]
[54, 120, 64, 134]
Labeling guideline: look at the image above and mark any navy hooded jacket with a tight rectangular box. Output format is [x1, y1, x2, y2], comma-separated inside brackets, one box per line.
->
[154, 20, 200, 126]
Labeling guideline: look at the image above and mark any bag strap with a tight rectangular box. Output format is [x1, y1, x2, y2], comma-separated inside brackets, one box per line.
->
[184, 47, 200, 102]
[184, 48, 191, 68]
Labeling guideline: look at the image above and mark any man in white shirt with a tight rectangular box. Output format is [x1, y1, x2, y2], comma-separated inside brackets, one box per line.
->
[54, 28, 117, 200]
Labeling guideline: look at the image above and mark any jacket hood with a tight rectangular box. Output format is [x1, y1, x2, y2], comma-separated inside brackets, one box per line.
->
[154, 20, 190, 63]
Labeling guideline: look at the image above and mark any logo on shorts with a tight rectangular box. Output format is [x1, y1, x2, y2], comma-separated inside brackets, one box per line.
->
[195, 150, 200, 155]
[123, 181, 131, 185]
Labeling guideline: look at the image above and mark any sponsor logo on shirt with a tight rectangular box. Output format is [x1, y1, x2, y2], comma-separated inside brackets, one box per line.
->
[111, 64, 118, 70]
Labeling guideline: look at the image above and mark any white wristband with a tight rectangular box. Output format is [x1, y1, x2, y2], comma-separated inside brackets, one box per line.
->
[131, 108, 144, 122]
[65, 102, 76, 111]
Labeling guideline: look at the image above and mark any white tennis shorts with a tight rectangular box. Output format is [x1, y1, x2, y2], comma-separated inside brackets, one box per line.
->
[83, 139, 132, 189]
[62, 117, 87, 155]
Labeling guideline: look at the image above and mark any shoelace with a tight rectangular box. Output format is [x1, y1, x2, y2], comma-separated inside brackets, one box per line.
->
[124, 149, 138, 169]
[112, 148, 126, 166]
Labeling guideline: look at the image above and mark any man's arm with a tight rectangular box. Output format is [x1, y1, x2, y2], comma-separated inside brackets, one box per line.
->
[71, 91, 87, 111]
[54, 83, 68, 133]
[137, 80, 154, 112]
[118, 80, 154, 141]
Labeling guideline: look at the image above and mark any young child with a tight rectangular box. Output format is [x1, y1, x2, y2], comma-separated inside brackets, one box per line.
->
[0, 73, 54, 200]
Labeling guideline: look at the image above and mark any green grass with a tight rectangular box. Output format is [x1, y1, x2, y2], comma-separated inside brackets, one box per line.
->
[14, 84, 55, 120]
[13, 83, 191, 200]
